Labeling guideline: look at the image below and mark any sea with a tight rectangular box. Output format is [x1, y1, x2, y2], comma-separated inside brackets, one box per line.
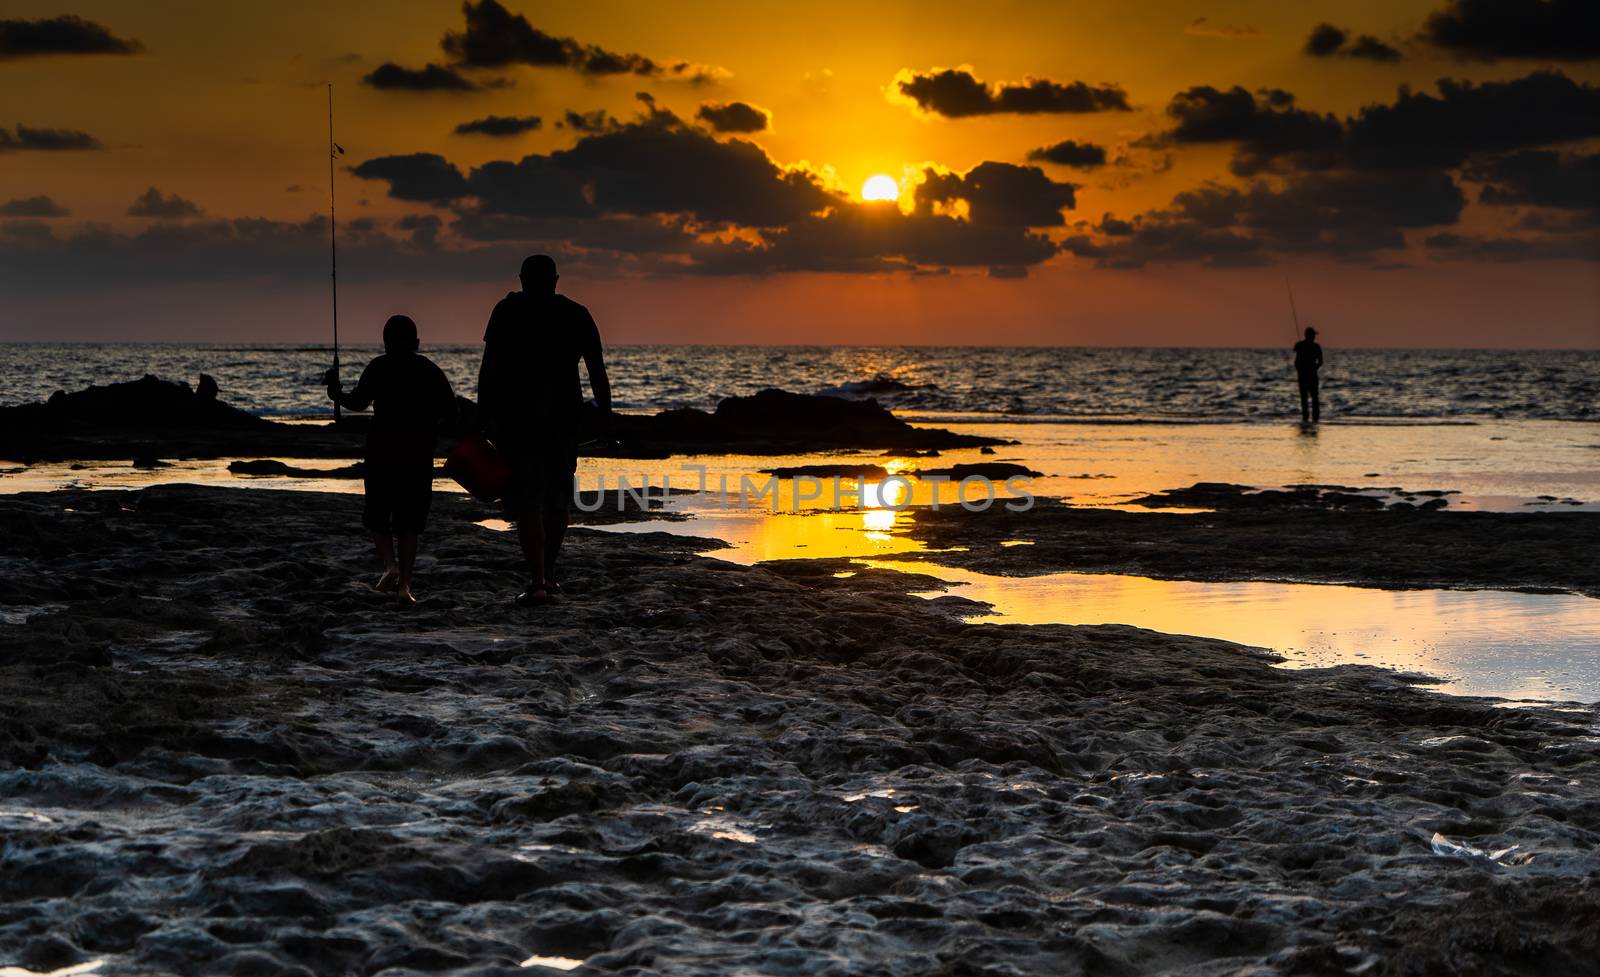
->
[2, 343, 1596, 421]
[3, 342, 1599, 702]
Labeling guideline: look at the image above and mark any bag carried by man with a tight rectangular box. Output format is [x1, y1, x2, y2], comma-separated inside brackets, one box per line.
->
[444, 435, 513, 502]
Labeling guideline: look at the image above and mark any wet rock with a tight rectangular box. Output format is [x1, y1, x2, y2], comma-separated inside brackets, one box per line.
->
[227, 459, 364, 479]
[10, 375, 270, 433]
[612, 388, 1006, 455]
[906, 487, 1600, 596]
[760, 463, 890, 479]
[915, 462, 1043, 480]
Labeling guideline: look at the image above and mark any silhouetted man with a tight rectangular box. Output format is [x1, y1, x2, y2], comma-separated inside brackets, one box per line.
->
[326, 315, 455, 605]
[1293, 326, 1323, 423]
[478, 255, 612, 605]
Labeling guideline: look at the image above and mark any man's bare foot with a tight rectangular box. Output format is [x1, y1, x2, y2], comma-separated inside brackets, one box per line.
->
[396, 585, 417, 605]
[376, 568, 400, 592]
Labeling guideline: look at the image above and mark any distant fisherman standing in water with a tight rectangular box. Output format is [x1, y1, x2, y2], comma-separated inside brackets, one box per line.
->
[325, 315, 455, 605]
[478, 255, 612, 606]
[1293, 326, 1323, 423]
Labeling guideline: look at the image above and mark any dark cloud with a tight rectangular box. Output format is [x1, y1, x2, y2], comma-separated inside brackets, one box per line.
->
[357, 106, 834, 228]
[0, 214, 535, 291]
[913, 162, 1077, 226]
[451, 213, 697, 259]
[396, 213, 443, 249]
[1161, 86, 1342, 175]
[1111, 69, 1600, 268]
[1344, 71, 1600, 169]
[0, 14, 141, 59]
[1061, 222, 1265, 269]
[1419, 0, 1599, 61]
[453, 114, 542, 137]
[1466, 150, 1600, 209]
[1307, 24, 1404, 61]
[1159, 71, 1600, 175]
[1305, 23, 1348, 56]
[354, 102, 1078, 276]
[363, 62, 480, 92]
[1184, 18, 1260, 39]
[560, 109, 618, 133]
[689, 202, 1060, 276]
[127, 188, 204, 219]
[1514, 209, 1600, 233]
[1234, 170, 1464, 243]
[1424, 230, 1600, 261]
[350, 154, 470, 202]
[684, 162, 1074, 276]
[439, 0, 713, 78]
[1068, 169, 1464, 268]
[696, 101, 769, 133]
[0, 195, 68, 218]
[442, 0, 571, 68]
[0, 124, 103, 151]
[664, 61, 728, 86]
[547, 111, 834, 227]
[892, 67, 1131, 117]
[464, 156, 598, 218]
[1345, 36, 1403, 62]
[1028, 139, 1108, 169]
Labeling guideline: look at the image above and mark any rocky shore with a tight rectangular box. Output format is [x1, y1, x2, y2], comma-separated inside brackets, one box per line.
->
[1, 485, 1597, 975]
[0, 377, 1004, 463]
[904, 483, 1600, 597]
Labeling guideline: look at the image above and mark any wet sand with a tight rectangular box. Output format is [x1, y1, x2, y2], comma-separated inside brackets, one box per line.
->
[2, 485, 1598, 975]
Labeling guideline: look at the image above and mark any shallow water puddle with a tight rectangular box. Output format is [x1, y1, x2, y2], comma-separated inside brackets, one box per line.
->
[862, 560, 1600, 703]
[518, 954, 585, 970]
[598, 506, 1600, 704]
[0, 962, 106, 977]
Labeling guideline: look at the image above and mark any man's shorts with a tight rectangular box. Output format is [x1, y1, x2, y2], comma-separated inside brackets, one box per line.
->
[503, 445, 577, 516]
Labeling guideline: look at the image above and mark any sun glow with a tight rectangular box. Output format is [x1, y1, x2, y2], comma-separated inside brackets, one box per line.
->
[861, 174, 899, 202]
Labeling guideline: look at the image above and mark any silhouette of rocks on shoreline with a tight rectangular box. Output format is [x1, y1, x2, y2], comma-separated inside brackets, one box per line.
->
[0, 378, 1004, 462]
[609, 389, 1005, 456]
[900, 484, 1600, 596]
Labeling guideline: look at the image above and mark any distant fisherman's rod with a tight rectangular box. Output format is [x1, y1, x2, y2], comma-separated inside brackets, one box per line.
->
[1284, 274, 1303, 342]
[327, 83, 343, 423]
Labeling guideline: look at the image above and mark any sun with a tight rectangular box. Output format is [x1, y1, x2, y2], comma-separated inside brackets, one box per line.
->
[861, 174, 899, 202]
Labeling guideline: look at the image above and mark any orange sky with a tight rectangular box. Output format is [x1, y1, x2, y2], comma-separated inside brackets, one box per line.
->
[1, 0, 1597, 346]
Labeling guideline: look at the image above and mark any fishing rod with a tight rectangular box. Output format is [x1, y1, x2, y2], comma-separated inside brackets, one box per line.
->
[1285, 274, 1302, 342]
[327, 83, 342, 423]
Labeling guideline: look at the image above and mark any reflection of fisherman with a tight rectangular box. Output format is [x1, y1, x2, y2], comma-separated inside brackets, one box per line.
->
[1293, 326, 1323, 423]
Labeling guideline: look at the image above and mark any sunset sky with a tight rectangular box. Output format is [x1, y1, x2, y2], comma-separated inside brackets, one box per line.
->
[2, 0, 1597, 346]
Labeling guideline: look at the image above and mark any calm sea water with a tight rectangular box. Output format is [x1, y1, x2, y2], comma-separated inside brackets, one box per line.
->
[2, 344, 1596, 421]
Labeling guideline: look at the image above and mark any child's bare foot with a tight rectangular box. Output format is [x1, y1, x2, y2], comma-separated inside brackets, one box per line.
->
[376, 567, 400, 592]
[396, 585, 417, 605]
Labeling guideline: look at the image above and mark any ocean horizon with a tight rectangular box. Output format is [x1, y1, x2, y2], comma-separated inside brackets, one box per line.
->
[5, 342, 1596, 422]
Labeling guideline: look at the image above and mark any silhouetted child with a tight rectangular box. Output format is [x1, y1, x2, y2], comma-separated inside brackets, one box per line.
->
[325, 315, 455, 604]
